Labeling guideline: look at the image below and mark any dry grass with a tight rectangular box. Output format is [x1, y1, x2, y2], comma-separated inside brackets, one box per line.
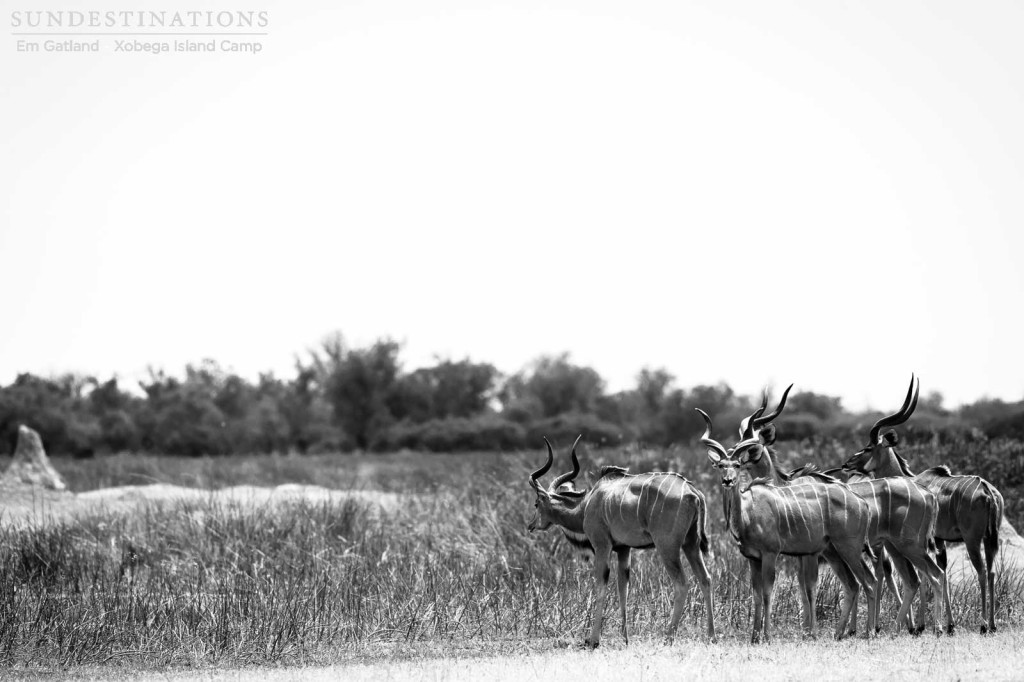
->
[0, 447, 1022, 677]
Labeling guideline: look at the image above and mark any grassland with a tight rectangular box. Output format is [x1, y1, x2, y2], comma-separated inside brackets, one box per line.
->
[1, 445, 1022, 679]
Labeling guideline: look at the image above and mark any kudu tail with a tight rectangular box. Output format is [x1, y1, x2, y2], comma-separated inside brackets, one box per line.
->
[983, 481, 1004, 546]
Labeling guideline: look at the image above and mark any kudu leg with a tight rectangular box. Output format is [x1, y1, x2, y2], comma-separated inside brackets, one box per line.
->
[885, 548, 921, 634]
[614, 548, 631, 645]
[984, 532, 999, 634]
[683, 543, 716, 641]
[586, 549, 612, 648]
[796, 556, 819, 639]
[658, 544, 690, 642]
[852, 549, 878, 637]
[906, 550, 945, 636]
[871, 550, 886, 634]
[882, 552, 908, 631]
[759, 554, 779, 644]
[748, 558, 764, 644]
[966, 542, 990, 635]
[935, 540, 954, 634]
[823, 546, 862, 640]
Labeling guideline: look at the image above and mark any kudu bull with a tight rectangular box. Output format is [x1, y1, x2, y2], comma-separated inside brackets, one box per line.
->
[842, 375, 1005, 634]
[528, 436, 715, 647]
[700, 389, 879, 642]
[736, 384, 946, 636]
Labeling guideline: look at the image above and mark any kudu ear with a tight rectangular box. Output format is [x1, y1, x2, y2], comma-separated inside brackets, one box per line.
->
[706, 449, 723, 465]
[739, 445, 763, 464]
[882, 430, 899, 446]
[758, 423, 777, 446]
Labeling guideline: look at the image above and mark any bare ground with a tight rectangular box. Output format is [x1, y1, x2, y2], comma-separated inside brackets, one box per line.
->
[0, 482, 403, 528]
[14, 630, 1023, 682]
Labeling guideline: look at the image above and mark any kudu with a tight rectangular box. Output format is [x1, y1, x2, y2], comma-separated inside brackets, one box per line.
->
[527, 436, 715, 647]
[700, 399, 878, 642]
[822, 466, 909, 633]
[842, 375, 1005, 634]
[737, 385, 946, 637]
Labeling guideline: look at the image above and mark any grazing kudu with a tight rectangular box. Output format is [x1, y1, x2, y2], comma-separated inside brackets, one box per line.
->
[843, 376, 1005, 634]
[699, 405, 878, 642]
[527, 436, 715, 647]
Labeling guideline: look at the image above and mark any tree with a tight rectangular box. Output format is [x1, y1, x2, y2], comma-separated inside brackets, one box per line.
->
[499, 353, 605, 420]
[322, 338, 403, 449]
[391, 358, 499, 422]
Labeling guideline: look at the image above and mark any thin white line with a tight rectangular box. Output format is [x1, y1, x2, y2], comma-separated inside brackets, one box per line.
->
[653, 476, 670, 517]
[839, 487, 849, 529]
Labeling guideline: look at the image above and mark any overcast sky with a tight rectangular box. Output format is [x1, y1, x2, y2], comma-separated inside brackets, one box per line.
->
[2, 0, 1023, 410]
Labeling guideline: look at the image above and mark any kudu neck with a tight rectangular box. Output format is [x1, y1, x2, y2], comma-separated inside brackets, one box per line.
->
[548, 495, 587, 534]
[723, 479, 746, 539]
[747, 448, 788, 486]
[872, 447, 915, 478]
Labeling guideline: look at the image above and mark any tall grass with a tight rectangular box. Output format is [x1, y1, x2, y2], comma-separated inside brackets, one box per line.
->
[1, 442, 1022, 668]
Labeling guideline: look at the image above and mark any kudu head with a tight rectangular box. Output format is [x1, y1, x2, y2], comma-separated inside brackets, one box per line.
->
[730, 383, 792, 464]
[699, 384, 792, 486]
[527, 435, 585, 532]
[842, 375, 919, 475]
[698, 408, 739, 488]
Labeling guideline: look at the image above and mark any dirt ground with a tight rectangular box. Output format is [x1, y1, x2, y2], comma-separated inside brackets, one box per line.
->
[23, 630, 1024, 682]
[0, 481, 402, 528]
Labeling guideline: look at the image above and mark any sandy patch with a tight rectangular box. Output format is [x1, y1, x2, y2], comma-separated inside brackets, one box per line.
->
[0, 482, 401, 528]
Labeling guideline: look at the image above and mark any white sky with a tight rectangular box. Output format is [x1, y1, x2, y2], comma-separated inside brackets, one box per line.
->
[2, 0, 1023, 410]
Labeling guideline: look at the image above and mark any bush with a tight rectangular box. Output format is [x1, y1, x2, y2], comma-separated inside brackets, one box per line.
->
[524, 412, 632, 448]
[377, 415, 527, 452]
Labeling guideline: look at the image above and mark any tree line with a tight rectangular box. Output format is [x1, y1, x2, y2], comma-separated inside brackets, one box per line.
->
[1, 333, 1022, 457]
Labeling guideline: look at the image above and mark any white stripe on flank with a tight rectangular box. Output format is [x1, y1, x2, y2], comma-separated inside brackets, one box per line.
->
[839, 487, 849, 529]
[792, 490, 808, 540]
[672, 484, 686, 533]
[778, 489, 794, 536]
[813, 486, 827, 535]
[883, 479, 893, 535]
[893, 480, 908, 535]
[969, 477, 983, 506]
[653, 476, 670, 517]
[637, 479, 647, 526]
[952, 477, 968, 520]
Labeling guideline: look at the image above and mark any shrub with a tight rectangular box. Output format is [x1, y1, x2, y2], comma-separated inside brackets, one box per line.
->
[377, 415, 527, 452]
